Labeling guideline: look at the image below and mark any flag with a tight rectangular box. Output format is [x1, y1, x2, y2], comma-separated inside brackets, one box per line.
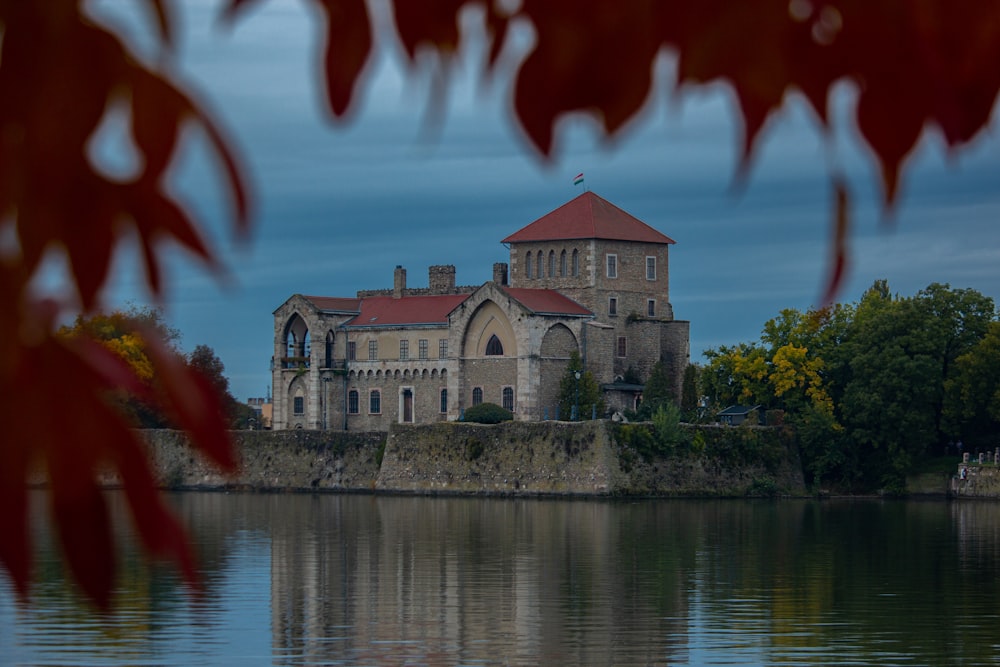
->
[573, 173, 584, 186]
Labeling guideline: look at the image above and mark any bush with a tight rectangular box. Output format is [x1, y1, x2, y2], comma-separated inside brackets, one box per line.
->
[463, 402, 513, 424]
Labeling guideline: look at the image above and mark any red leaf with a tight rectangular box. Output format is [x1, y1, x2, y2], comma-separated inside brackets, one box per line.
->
[820, 177, 850, 306]
[314, 0, 373, 118]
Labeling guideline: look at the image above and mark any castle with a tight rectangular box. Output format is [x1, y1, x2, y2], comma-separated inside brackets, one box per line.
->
[271, 192, 689, 430]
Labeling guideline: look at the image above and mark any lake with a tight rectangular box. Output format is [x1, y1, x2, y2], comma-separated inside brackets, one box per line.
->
[2, 492, 999, 666]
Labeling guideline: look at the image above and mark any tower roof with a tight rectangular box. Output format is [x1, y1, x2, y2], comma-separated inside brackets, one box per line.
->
[501, 191, 676, 245]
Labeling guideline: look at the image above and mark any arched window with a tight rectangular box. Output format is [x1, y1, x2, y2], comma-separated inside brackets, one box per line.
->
[485, 334, 504, 356]
[472, 387, 483, 406]
[440, 389, 448, 413]
[502, 386, 514, 411]
[525, 251, 533, 279]
[325, 331, 334, 368]
[286, 331, 296, 357]
[560, 250, 567, 276]
[572, 249, 579, 276]
[303, 331, 311, 359]
[348, 390, 359, 414]
[536, 252, 544, 279]
[548, 250, 556, 278]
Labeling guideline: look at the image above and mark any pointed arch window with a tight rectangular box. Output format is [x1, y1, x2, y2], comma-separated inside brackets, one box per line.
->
[560, 250, 567, 276]
[325, 331, 334, 368]
[525, 251, 533, 279]
[485, 334, 504, 356]
[548, 250, 556, 278]
[286, 331, 297, 357]
[536, 252, 544, 279]
[572, 249, 579, 276]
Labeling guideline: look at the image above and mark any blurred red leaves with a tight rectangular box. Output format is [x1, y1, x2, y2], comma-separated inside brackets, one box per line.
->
[2, 0, 999, 607]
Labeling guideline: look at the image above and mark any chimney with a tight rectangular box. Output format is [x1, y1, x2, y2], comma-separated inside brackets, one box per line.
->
[428, 265, 456, 293]
[493, 262, 509, 286]
[393, 265, 406, 298]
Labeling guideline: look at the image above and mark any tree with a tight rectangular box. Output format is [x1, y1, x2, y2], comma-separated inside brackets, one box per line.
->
[188, 345, 255, 429]
[680, 364, 700, 422]
[637, 360, 676, 420]
[945, 321, 1000, 446]
[557, 351, 605, 420]
[4, 0, 1000, 607]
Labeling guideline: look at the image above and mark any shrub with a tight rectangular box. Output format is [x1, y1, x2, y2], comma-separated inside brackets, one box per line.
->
[463, 402, 513, 424]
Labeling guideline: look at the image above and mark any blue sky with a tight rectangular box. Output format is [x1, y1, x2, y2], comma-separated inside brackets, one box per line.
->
[87, 1, 1000, 401]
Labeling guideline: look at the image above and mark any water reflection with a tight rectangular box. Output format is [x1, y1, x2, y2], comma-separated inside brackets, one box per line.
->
[3, 493, 1000, 665]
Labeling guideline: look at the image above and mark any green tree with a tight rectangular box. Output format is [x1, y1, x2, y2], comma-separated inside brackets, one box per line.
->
[680, 364, 700, 422]
[945, 321, 1000, 446]
[638, 360, 675, 419]
[557, 351, 604, 420]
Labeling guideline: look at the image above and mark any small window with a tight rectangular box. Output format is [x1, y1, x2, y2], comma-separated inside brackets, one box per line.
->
[324, 332, 333, 368]
[560, 250, 567, 276]
[485, 334, 504, 356]
[369, 390, 381, 414]
[502, 386, 514, 411]
[440, 389, 448, 414]
[418, 339, 428, 360]
[617, 336, 627, 358]
[348, 390, 359, 414]
[609, 297, 618, 317]
[606, 254, 618, 279]
[472, 387, 483, 406]
[646, 256, 656, 281]
[536, 253, 544, 279]
[368, 340, 378, 361]
[647, 299, 655, 317]
[525, 251, 533, 279]
[572, 249, 579, 276]
[347, 341, 356, 361]
[293, 396, 304, 415]
[548, 250, 556, 278]
[439, 339, 448, 359]
[399, 339, 409, 361]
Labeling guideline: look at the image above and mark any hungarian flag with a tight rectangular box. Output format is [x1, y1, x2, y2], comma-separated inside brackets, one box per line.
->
[573, 173, 584, 186]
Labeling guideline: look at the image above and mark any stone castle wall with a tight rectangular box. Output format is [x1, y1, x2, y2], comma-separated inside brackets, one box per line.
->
[137, 421, 806, 497]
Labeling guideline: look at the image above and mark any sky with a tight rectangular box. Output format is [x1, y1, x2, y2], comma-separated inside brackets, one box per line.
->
[82, 0, 1000, 402]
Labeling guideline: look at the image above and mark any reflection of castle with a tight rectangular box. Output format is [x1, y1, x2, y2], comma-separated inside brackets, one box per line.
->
[271, 192, 689, 430]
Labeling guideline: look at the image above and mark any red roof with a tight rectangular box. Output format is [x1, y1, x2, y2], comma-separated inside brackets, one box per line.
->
[347, 294, 470, 327]
[303, 296, 361, 312]
[501, 287, 592, 316]
[502, 191, 676, 245]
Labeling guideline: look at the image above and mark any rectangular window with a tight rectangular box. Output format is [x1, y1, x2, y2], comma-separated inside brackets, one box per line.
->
[399, 339, 409, 361]
[617, 336, 627, 358]
[646, 256, 656, 281]
[440, 388, 448, 414]
[368, 340, 377, 361]
[647, 299, 655, 317]
[418, 339, 428, 360]
[606, 253, 618, 278]
[439, 339, 448, 359]
[369, 390, 381, 414]
[347, 341, 356, 361]
[609, 297, 618, 317]
[348, 390, 359, 414]
[293, 396, 304, 414]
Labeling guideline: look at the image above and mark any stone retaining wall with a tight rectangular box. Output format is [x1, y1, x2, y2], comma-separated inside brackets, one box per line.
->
[140, 420, 806, 497]
[952, 463, 1000, 498]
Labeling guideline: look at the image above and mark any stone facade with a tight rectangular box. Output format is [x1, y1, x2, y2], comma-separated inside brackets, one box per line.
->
[272, 192, 690, 431]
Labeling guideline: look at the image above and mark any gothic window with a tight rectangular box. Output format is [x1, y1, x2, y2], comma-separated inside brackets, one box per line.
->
[572, 249, 579, 276]
[348, 390, 359, 414]
[440, 389, 448, 413]
[536, 252, 544, 279]
[286, 331, 296, 357]
[560, 250, 567, 276]
[548, 250, 556, 278]
[325, 332, 333, 368]
[369, 390, 381, 414]
[472, 387, 483, 406]
[606, 254, 618, 279]
[485, 334, 504, 356]
[525, 251, 533, 279]
[303, 331, 311, 359]
[502, 386, 514, 411]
